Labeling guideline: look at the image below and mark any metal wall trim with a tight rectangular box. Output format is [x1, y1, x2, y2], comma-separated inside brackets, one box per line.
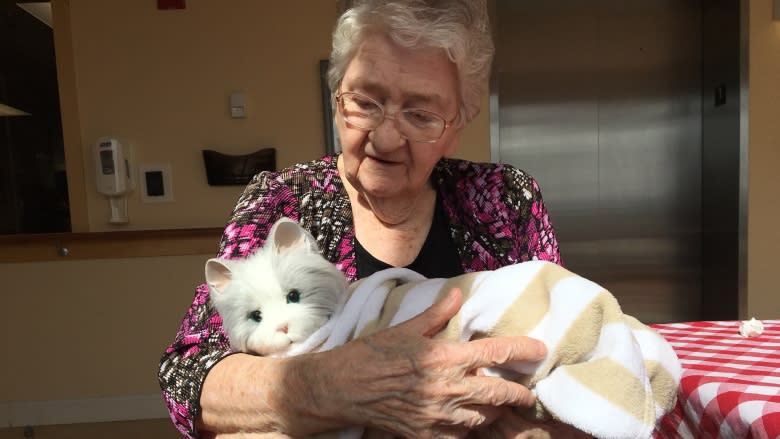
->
[488, 0, 501, 163]
[738, 0, 750, 319]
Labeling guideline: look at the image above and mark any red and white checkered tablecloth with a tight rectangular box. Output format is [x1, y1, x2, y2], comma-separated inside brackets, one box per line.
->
[650, 320, 780, 439]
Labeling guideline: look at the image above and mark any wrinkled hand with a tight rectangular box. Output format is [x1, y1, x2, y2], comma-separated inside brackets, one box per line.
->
[306, 288, 548, 439]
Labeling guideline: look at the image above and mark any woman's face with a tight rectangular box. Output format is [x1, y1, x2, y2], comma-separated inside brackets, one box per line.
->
[336, 33, 462, 201]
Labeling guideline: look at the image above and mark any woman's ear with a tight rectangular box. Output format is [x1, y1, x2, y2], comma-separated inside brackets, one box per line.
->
[269, 217, 319, 254]
[442, 127, 461, 158]
[205, 258, 233, 294]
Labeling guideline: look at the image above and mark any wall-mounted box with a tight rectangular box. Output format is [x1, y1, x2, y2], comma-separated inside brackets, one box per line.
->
[202, 148, 275, 186]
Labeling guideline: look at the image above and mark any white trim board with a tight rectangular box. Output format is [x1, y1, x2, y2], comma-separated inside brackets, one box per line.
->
[1, 394, 168, 427]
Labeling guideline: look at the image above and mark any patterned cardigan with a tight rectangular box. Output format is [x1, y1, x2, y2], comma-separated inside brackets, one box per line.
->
[157, 155, 562, 438]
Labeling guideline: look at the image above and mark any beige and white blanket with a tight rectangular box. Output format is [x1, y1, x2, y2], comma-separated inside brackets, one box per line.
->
[285, 260, 681, 439]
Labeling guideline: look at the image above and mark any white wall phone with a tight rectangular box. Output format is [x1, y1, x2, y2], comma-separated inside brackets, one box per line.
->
[94, 137, 135, 224]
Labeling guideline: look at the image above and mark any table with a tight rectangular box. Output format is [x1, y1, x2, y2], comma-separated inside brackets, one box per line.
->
[651, 320, 780, 439]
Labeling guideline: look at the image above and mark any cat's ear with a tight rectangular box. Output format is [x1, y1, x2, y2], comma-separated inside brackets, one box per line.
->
[269, 217, 319, 254]
[205, 258, 233, 294]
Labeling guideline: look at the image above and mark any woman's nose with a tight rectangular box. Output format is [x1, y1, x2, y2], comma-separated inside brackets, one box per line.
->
[370, 114, 406, 150]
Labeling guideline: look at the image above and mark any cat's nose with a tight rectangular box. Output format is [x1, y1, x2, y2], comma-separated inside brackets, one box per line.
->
[276, 323, 289, 334]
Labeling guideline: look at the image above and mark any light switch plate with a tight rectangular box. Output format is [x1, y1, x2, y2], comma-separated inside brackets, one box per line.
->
[139, 163, 173, 203]
[229, 92, 247, 118]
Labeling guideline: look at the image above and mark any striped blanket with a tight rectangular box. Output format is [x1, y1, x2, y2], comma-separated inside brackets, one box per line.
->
[284, 261, 682, 439]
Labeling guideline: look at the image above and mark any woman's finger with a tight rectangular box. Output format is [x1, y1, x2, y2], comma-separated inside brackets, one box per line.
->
[460, 375, 538, 408]
[462, 336, 547, 370]
[450, 404, 505, 429]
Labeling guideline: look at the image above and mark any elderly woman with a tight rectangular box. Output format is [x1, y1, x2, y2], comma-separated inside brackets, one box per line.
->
[159, 0, 575, 437]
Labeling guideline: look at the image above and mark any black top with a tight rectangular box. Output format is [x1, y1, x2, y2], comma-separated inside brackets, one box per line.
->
[355, 195, 465, 280]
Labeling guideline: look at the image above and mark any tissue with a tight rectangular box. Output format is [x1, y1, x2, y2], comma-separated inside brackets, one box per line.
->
[739, 317, 764, 338]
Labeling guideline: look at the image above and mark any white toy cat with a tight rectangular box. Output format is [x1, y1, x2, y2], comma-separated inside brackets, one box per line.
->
[206, 217, 346, 356]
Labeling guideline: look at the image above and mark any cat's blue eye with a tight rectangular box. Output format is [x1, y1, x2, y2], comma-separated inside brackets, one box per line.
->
[286, 289, 301, 304]
[248, 310, 262, 323]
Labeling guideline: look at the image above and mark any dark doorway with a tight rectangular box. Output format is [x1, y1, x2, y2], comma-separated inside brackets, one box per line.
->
[0, 0, 69, 234]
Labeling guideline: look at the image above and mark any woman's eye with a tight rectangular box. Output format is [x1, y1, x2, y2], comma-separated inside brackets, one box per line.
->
[248, 310, 262, 323]
[286, 289, 301, 304]
[347, 97, 378, 113]
[354, 98, 375, 110]
[405, 110, 437, 126]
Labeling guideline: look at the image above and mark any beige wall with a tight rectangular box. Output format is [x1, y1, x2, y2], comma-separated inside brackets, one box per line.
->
[1, 255, 209, 402]
[747, 0, 780, 318]
[70, 0, 337, 231]
[66, 0, 488, 233]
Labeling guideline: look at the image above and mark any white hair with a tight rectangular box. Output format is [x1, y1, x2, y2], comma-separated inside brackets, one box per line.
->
[328, 0, 494, 125]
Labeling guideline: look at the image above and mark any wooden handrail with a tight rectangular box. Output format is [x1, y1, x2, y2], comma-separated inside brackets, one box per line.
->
[0, 228, 223, 263]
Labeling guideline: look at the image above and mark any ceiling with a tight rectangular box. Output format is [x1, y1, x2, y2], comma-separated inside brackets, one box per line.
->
[16, 2, 51, 28]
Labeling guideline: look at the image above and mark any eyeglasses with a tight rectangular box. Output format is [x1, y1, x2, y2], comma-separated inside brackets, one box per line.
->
[335, 91, 455, 143]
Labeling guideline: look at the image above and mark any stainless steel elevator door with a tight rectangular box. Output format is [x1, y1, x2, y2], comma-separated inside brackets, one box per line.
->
[494, 0, 702, 323]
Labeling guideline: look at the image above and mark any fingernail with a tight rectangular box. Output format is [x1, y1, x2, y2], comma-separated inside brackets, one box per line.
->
[536, 340, 548, 357]
[446, 288, 460, 303]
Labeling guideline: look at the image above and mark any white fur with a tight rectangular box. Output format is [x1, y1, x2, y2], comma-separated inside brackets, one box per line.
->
[206, 218, 347, 356]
